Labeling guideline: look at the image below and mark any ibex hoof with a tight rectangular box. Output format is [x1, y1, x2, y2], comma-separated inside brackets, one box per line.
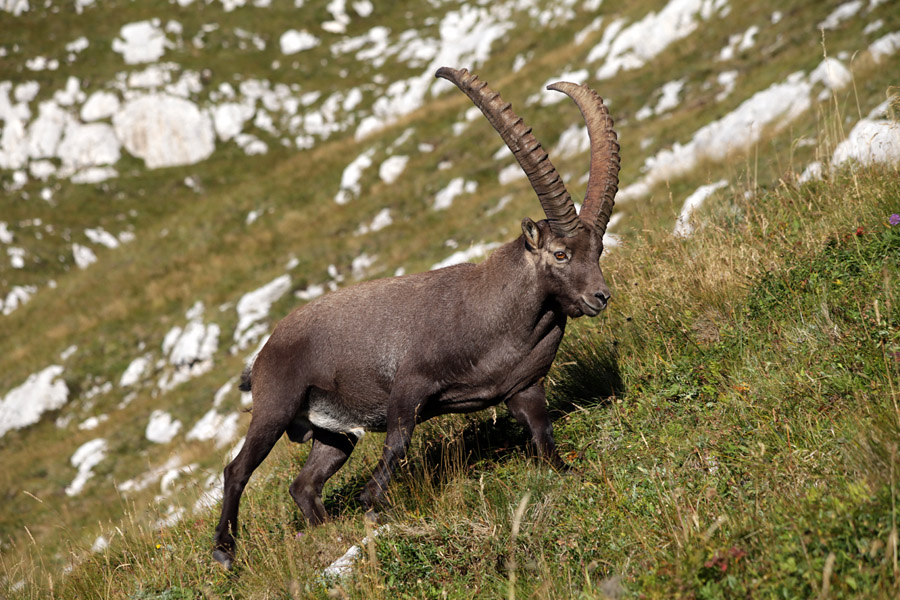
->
[364, 508, 381, 525]
[550, 458, 579, 476]
[212, 548, 234, 571]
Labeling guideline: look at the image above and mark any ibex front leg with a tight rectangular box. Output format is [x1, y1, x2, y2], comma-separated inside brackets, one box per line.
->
[359, 390, 423, 519]
[506, 382, 569, 471]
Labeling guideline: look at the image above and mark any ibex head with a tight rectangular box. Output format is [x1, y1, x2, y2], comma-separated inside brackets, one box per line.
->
[435, 68, 620, 318]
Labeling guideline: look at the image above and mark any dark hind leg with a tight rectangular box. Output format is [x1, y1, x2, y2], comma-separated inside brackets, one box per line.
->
[212, 401, 297, 570]
[289, 429, 357, 526]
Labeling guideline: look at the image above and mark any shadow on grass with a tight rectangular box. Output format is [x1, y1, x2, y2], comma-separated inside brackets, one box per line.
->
[547, 341, 624, 417]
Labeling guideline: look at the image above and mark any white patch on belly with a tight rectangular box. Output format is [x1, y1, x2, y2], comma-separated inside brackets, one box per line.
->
[307, 409, 365, 438]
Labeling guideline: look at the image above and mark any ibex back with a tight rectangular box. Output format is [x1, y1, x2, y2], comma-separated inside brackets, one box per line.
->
[212, 67, 620, 570]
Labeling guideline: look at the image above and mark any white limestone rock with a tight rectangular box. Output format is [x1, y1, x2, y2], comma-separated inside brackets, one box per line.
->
[65, 438, 108, 496]
[0, 365, 68, 438]
[433, 177, 477, 210]
[378, 155, 408, 184]
[81, 91, 120, 122]
[71, 167, 118, 184]
[58, 122, 121, 169]
[431, 242, 501, 270]
[66, 36, 90, 54]
[84, 227, 120, 249]
[72, 243, 98, 268]
[145, 410, 181, 444]
[1, 0, 30, 16]
[868, 31, 900, 63]
[234, 275, 292, 349]
[553, 124, 590, 159]
[498, 163, 525, 185]
[280, 29, 320, 54]
[120, 354, 152, 387]
[113, 94, 215, 169]
[0, 221, 12, 244]
[14, 81, 39, 103]
[112, 20, 170, 64]
[356, 207, 392, 235]
[212, 101, 255, 141]
[674, 180, 728, 237]
[53, 76, 86, 107]
[334, 149, 375, 204]
[8, 246, 25, 268]
[0, 118, 29, 170]
[186, 409, 240, 447]
[157, 303, 221, 391]
[809, 58, 852, 100]
[832, 119, 900, 167]
[27, 101, 71, 159]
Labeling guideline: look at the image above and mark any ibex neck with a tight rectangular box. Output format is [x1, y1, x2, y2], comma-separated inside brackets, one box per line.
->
[471, 236, 554, 327]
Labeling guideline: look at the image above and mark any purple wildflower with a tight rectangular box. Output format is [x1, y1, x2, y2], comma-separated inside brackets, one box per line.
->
[890, 213, 900, 226]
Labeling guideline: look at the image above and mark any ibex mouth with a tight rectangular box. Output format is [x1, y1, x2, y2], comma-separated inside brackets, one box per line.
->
[581, 297, 606, 316]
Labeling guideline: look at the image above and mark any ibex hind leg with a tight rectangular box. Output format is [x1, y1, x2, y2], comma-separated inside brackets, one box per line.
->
[212, 390, 301, 570]
[289, 428, 357, 527]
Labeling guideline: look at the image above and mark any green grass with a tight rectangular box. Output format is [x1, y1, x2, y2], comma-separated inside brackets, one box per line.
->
[8, 159, 899, 600]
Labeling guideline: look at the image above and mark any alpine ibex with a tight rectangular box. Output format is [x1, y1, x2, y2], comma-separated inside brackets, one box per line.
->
[213, 67, 620, 570]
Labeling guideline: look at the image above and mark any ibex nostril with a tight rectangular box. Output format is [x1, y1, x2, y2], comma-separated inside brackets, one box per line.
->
[595, 292, 610, 305]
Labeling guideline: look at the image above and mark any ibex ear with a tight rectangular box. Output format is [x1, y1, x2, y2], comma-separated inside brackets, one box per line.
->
[521, 217, 542, 252]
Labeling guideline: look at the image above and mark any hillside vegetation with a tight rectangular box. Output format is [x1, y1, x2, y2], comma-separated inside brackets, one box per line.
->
[1, 0, 899, 598]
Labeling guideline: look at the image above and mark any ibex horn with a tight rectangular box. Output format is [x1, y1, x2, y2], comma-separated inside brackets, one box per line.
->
[436, 67, 582, 238]
[546, 82, 620, 239]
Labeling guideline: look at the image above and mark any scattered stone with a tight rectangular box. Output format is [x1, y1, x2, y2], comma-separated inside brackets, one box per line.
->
[351, 252, 376, 279]
[80, 91, 120, 122]
[186, 409, 240, 447]
[234, 275, 292, 349]
[145, 410, 181, 444]
[1, 285, 37, 316]
[27, 101, 70, 159]
[72, 243, 98, 268]
[212, 101, 255, 141]
[91, 535, 109, 552]
[1, 0, 30, 16]
[58, 122, 121, 169]
[674, 180, 728, 237]
[433, 177, 477, 210]
[356, 208, 392, 235]
[65, 438, 107, 496]
[431, 242, 500, 270]
[378, 155, 408, 184]
[832, 119, 900, 167]
[112, 20, 171, 64]
[280, 29, 320, 54]
[113, 94, 215, 169]
[498, 163, 525, 185]
[71, 166, 118, 184]
[0, 365, 68, 438]
[818, 1, 863, 30]
[334, 149, 375, 204]
[8, 246, 25, 268]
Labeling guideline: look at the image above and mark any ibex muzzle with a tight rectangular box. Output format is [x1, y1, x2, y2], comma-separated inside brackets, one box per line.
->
[212, 67, 620, 570]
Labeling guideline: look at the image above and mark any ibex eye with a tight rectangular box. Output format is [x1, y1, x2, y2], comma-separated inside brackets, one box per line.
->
[554, 251, 568, 261]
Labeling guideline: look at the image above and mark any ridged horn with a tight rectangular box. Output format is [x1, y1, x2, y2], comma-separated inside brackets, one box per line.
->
[435, 67, 582, 237]
[546, 82, 620, 238]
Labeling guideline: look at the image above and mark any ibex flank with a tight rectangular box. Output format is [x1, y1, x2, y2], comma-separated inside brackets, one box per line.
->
[213, 66, 620, 570]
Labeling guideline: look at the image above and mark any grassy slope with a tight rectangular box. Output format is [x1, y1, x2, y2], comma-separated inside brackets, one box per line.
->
[38, 155, 900, 600]
[1, 0, 899, 597]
